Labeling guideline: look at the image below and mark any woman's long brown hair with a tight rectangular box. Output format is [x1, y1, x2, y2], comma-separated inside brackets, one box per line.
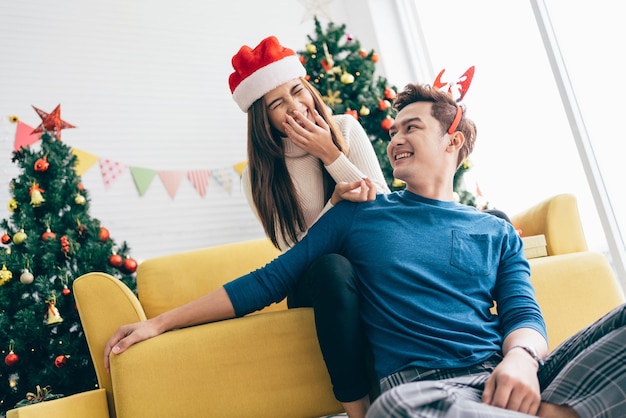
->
[247, 77, 348, 249]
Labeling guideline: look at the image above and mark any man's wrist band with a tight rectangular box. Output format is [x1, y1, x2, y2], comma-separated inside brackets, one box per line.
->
[510, 345, 544, 367]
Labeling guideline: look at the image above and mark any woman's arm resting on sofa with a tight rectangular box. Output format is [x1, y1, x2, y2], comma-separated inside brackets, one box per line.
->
[104, 286, 235, 372]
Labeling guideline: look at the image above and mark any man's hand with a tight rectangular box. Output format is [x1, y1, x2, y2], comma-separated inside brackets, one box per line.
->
[103, 320, 161, 373]
[482, 349, 541, 415]
[330, 178, 376, 205]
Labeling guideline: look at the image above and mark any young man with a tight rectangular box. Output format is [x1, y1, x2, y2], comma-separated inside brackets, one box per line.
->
[105, 82, 626, 418]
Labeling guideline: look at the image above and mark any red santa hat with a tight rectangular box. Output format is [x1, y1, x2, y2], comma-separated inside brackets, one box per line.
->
[229, 36, 307, 112]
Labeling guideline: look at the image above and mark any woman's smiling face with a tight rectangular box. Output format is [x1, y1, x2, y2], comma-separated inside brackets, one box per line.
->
[263, 78, 315, 135]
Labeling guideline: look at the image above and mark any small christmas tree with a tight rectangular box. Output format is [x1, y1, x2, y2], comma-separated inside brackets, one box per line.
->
[299, 17, 484, 205]
[0, 106, 137, 415]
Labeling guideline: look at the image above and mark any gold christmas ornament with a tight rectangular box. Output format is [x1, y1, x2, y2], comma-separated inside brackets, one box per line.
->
[0, 264, 13, 285]
[7, 198, 18, 213]
[359, 105, 371, 116]
[305, 43, 317, 54]
[340, 72, 355, 85]
[74, 194, 86, 205]
[45, 295, 64, 326]
[29, 183, 46, 207]
[13, 229, 27, 245]
[322, 89, 342, 107]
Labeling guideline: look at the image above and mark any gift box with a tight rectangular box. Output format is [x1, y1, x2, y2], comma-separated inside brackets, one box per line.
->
[522, 234, 547, 259]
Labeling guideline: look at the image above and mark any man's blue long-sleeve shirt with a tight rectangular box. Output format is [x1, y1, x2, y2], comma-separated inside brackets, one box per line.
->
[224, 190, 547, 380]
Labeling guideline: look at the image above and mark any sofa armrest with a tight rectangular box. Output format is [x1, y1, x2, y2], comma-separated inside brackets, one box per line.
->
[109, 308, 343, 418]
[529, 252, 625, 351]
[73, 272, 146, 418]
[6, 388, 109, 418]
[136, 238, 283, 319]
[511, 193, 588, 256]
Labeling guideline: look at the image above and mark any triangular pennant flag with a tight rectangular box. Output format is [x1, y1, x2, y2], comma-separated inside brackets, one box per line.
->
[130, 166, 158, 196]
[71, 148, 99, 176]
[233, 161, 247, 176]
[158, 170, 185, 199]
[211, 166, 234, 193]
[14, 121, 41, 150]
[187, 170, 211, 197]
[99, 158, 127, 190]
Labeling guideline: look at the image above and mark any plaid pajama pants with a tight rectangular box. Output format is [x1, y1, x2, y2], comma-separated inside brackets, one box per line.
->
[367, 304, 626, 418]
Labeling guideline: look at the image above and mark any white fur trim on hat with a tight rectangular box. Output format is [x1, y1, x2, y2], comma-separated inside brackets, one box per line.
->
[231, 55, 306, 112]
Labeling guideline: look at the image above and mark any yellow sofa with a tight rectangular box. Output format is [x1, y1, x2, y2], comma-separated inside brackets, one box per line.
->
[7, 194, 625, 418]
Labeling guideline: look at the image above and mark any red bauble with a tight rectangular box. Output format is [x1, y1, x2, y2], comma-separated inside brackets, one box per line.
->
[41, 229, 57, 242]
[54, 354, 67, 368]
[4, 351, 18, 366]
[344, 109, 358, 120]
[381, 117, 393, 131]
[62, 285, 71, 296]
[98, 227, 110, 242]
[384, 87, 397, 100]
[34, 156, 50, 172]
[108, 254, 123, 267]
[122, 258, 138, 274]
[1, 233, 11, 244]
[378, 99, 391, 111]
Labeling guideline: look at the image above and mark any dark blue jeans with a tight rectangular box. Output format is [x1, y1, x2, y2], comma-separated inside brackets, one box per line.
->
[287, 253, 376, 402]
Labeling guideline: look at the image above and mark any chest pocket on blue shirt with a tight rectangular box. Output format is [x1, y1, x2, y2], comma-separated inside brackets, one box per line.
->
[450, 230, 492, 276]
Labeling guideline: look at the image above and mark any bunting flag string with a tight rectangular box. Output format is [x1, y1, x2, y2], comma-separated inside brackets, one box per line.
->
[11, 120, 245, 199]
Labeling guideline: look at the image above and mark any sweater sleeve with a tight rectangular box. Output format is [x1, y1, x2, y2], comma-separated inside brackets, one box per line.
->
[325, 115, 391, 194]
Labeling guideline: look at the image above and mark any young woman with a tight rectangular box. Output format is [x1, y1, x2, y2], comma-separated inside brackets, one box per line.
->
[228, 35, 390, 417]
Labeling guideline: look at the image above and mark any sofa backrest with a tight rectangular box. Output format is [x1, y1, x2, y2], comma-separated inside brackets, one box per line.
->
[511, 193, 588, 256]
[136, 238, 282, 319]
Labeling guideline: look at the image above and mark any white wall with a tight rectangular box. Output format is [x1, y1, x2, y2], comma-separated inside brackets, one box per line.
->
[0, 0, 354, 262]
[2, 0, 618, 268]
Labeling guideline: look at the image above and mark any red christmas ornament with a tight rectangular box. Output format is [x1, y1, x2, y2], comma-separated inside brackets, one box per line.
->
[62, 285, 71, 296]
[344, 109, 358, 120]
[320, 59, 331, 72]
[41, 228, 57, 242]
[384, 87, 397, 100]
[108, 254, 123, 267]
[54, 354, 68, 368]
[378, 99, 391, 111]
[60, 235, 70, 254]
[30, 104, 76, 140]
[98, 227, 110, 242]
[34, 156, 50, 172]
[122, 258, 138, 274]
[371, 53, 379, 63]
[1, 233, 11, 245]
[4, 351, 18, 366]
[381, 117, 393, 131]
[359, 49, 368, 58]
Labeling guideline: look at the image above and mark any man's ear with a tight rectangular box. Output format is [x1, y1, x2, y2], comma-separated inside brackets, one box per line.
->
[446, 131, 465, 151]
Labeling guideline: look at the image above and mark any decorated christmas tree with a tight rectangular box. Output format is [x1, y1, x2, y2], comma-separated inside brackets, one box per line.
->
[299, 17, 484, 205]
[0, 106, 137, 415]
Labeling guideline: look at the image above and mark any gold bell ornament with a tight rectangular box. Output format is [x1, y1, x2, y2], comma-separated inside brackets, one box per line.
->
[45, 295, 64, 326]
[29, 183, 45, 207]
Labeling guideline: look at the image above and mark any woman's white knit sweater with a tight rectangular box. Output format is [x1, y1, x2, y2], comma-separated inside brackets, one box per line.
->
[242, 114, 390, 251]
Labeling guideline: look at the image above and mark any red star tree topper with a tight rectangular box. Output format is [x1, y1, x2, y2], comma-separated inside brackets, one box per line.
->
[30, 104, 76, 140]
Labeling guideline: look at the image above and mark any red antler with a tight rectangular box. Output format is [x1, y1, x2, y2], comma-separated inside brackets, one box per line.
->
[432, 66, 475, 102]
[455, 66, 475, 102]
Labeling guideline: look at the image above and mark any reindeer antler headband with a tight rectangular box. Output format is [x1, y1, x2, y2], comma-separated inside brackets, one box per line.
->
[432, 66, 475, 134]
